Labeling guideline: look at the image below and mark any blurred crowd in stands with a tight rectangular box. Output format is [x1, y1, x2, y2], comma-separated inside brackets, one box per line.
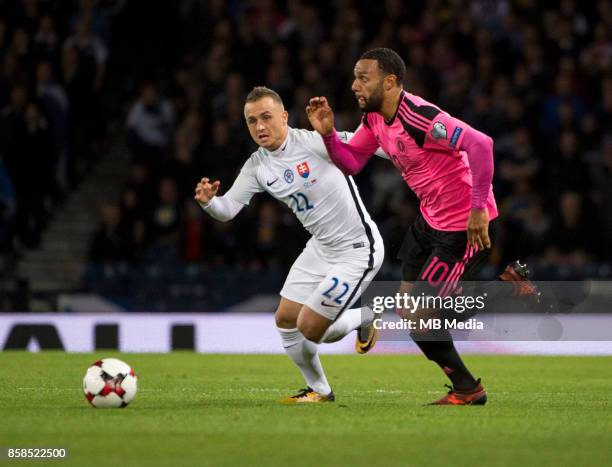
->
[0, 0, 125, 253]
[3, 1, 612, 306]
[102, 0, 612, 281]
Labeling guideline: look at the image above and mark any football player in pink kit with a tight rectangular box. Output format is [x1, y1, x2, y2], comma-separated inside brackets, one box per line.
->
[307, 48, 538, 405]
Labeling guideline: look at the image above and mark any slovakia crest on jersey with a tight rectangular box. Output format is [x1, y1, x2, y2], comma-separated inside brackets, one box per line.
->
[296, 162, 310, 178]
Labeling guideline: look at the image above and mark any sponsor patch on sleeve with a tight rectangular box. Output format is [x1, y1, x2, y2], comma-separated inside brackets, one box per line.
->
[430, 121, 447, 140]
[450, 127, 463, 148]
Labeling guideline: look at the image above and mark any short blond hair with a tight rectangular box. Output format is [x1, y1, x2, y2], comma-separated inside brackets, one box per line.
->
[245, 86, 284, 107]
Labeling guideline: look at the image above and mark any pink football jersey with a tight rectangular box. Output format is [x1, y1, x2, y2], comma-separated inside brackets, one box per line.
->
[347, 91, 498, 231]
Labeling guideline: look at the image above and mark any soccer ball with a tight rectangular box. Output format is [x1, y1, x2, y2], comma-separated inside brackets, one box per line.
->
[83, 358, 138, 408]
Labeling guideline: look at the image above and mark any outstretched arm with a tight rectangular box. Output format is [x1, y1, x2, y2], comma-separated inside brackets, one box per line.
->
[307, 96, 379, 175]
[321, 128, 378, 175]
[195, 158, 263, 221]
[194, 177, 244, 222]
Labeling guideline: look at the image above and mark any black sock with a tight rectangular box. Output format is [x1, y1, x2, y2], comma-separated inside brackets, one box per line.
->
[411, 331, 478, 390]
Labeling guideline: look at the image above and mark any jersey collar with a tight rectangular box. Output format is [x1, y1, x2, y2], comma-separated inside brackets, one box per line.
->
[264, 129, 291, 157]
[384, 90, 405, 126]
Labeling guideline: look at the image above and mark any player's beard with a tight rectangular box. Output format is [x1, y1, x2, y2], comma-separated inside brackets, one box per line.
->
[359, 85, 384, 112]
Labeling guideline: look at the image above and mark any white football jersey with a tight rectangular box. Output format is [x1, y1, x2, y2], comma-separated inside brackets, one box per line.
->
[225, 127, 381, 254]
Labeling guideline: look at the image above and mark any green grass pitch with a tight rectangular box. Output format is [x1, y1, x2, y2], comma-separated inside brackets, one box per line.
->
[1, 352, 611, 467]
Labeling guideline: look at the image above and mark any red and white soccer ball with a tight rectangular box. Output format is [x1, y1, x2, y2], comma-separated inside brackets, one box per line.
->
[83, 358, 138, 408]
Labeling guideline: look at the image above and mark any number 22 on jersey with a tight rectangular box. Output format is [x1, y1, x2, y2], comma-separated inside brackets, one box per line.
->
[289, 192, 314, 212]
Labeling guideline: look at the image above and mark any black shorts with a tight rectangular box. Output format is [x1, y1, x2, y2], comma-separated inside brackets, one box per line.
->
[398, 214, 494, 297]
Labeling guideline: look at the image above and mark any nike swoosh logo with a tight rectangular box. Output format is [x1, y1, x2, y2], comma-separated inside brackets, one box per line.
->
[281, 143, 288, 151]
[320, 301, 337, 308]
[266, 178, 279, 186]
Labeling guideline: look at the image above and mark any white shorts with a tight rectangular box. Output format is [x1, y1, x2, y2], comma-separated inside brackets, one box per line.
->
[280, 237, 384, 320]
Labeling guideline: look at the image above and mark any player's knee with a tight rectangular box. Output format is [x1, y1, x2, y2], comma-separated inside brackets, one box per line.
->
[275, 308, 297, 328]
[297, 318, 324, 342]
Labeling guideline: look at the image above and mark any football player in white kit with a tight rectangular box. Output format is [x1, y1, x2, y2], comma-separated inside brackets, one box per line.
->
[195, 87, 384, 403]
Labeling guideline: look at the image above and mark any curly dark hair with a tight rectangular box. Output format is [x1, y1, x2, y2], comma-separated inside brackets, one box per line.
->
[360, 48, 406, 85]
